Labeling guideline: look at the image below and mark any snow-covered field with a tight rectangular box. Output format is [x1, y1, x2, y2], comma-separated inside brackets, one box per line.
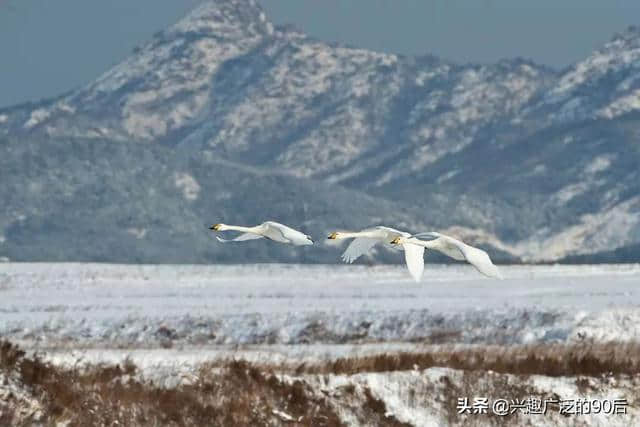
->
[1, 263, 640, 351]
[2, 263, 640, 426]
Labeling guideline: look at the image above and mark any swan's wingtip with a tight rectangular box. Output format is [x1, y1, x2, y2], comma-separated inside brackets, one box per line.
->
[340, 254, 354, 263]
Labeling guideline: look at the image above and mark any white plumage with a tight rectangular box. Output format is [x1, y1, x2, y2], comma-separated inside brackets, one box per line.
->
[327, 226, 425, 282]
[392, 232, 503, 279]
[210, 221, 314, 246]
[210, 221, 503, 281]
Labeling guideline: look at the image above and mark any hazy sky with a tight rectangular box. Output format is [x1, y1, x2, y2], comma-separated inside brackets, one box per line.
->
[1, 0, 639, 108]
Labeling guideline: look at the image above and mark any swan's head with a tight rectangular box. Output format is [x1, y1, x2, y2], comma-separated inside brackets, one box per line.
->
[390, 236, 404, 245]
[305, 235, 314, 244]
[209, 223, 225, 231]
[327, 232, 340, 240]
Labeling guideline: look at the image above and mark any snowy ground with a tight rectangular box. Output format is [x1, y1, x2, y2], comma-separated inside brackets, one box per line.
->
[2, 263, 640, 426]
[2, 262, 640, 372]
[1, 263, 640, 351]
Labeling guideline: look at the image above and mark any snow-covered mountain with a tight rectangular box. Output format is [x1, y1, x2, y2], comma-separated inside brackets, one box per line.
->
[527, 26, 640, 123]
[0, 0, 639, 263]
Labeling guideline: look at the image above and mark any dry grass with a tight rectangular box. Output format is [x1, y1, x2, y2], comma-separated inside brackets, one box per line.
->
[2, 340, 640, 426]
[0, 340, 344, 426]
[292, 342, 640, 377]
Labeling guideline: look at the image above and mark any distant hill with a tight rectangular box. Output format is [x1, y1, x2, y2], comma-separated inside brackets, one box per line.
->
[1, 0, 639, 263]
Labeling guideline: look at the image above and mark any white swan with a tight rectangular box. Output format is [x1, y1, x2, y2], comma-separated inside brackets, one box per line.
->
[327, 226, 425, 282]
[210, 221, 313, 246]
[391, 232, 503, 279]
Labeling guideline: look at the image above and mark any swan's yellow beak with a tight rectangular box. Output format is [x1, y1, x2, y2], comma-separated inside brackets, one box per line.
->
[209, 224, 222, 231]
[327, 232, 338, 240]
[390, 237, 402, 245]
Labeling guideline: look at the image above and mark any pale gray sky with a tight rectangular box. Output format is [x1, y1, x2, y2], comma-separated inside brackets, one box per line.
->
[1, 0, 638, 108]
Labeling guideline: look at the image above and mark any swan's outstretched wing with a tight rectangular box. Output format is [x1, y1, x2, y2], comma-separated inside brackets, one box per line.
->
[338, 226, 408, 263]
[456, 244, 503, 279]
[375, 226, 406, 237]
[216, 233, 264, 243]
[341, 238, 380, 263]
[402, 243, 425, 282]
[375, 226, 409, 251]
[414, 232, 502, 278]
[412, 232, 465, 261]
[412, 231, 442, 240]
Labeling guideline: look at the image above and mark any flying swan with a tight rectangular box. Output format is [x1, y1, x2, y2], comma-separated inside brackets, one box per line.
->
[327, 226, 425, 282]
[210, 221, 314, 246]
[391, 232, 503, 279]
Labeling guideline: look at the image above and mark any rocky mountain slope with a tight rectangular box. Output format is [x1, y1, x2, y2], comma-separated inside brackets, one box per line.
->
[0, 0, 638, 263]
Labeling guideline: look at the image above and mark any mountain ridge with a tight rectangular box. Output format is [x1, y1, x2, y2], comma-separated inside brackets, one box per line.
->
[1, 0, 638, 263]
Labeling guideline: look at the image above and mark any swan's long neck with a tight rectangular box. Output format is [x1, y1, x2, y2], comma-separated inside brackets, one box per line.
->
[224, 225, 259, 233]
[337, 231, 376, 239]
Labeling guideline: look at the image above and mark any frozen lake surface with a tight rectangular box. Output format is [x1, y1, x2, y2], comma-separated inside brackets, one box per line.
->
[1, 263, 640, 350]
